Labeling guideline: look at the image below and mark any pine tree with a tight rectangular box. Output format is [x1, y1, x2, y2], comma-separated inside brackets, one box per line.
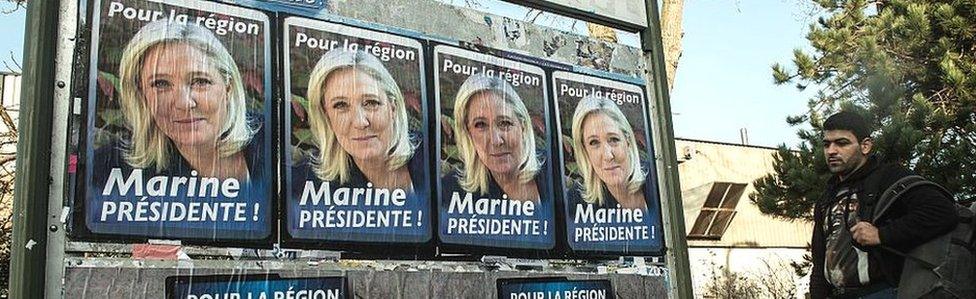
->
[751, 0, 976, 221]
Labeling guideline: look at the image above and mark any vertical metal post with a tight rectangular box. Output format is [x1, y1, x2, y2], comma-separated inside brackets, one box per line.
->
[9, 1, 60, 298]
[44, 0, 80, 297]
[641, 1, 693, 298]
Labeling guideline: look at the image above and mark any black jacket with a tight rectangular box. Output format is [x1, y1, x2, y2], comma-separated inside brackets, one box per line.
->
[567, 162, 658, 210]
[91, 125, 268, 192]
[289, 143, 429, 199]
[810, 155, 958, 298]
[439, 163, 552, 207]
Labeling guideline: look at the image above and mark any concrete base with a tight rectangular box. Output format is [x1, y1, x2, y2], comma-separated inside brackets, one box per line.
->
[63, 259, 666, 298]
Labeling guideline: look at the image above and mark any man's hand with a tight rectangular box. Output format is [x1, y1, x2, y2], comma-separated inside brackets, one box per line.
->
[850, 221, 881, 246]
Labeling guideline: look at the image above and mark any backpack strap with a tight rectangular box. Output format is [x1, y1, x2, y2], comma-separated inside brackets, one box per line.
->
[871, 175, 953, 222]
[868, 175, 957, 270]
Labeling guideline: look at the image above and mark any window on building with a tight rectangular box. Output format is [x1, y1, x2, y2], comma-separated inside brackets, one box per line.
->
[688, 182, 747, 240]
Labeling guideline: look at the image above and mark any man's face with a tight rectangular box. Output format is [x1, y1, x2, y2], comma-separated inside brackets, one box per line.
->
[822, 130, 872, 176]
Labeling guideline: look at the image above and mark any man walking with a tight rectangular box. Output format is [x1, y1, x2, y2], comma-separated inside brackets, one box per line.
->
[809, 112, 958, 298]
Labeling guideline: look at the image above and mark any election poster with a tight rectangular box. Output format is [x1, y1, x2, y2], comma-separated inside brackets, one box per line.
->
[79, 0, 273, 241]
[282, 17, 432, 245]
[434, 45, 556, 250]
[497, 278, 614, 299]
[552, 71, 663, 255]
[166, 275, 347, 299]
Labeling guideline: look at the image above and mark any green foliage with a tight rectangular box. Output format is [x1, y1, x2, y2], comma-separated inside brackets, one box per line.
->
[750, 143, 830, 220]
[753, 0, 976, 221]
[98, 110, 124, 128]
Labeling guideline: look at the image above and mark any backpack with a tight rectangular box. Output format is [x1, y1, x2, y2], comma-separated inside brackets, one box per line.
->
[867, 175, 976, 299]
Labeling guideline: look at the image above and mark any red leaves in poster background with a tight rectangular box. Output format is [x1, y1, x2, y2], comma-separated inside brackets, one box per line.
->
[243, 70, 264, 95]
[292, 97, 307, 123]
[635, 131, 647, 149]
[97, 74, 115, 101]
[441, 115, 454, 143]
[562, 137, 575, 161]
[403, 90, 421, 114]
[531, 115, 545, 135]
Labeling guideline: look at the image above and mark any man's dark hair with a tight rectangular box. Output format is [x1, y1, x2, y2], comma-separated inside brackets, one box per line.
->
[823, 111, 872, 141]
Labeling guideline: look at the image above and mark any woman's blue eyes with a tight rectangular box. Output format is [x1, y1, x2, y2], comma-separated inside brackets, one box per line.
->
[331, 98, 384, 111]
[470, 119, 515, 130]
[588, 136, 623, 147]
[363, 99, 382, 108]
[191, 77, 213, 87]
[148, 77, 213, 90]
[498, 120, 515, 129]
[149, 79, 171, 89]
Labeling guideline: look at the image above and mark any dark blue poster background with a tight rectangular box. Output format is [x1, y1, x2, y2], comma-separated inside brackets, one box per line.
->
[82, 0, 273, 241]
[497, 278, 615, 299]
[167, 275, 346, 299]
[282, 17, 432, 244]
[434, 45, 556, 250]
[551, 71, 663, 255]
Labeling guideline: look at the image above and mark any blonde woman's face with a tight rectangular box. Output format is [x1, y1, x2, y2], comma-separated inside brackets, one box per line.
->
[140, 43, 229, 148]
[321, 68, 395, 164]
[465, 91, 525, 176]
[581, 112, 632, 188]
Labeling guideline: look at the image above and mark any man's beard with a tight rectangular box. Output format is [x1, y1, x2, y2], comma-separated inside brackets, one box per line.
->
[830, 153, 865, 176]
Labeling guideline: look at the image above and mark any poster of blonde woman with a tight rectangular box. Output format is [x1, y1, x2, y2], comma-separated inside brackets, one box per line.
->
[78, 0, 272, 242]
[552, 71, 663, 255]
[283, 17, 431, 246]
[435, 45, 555, 251]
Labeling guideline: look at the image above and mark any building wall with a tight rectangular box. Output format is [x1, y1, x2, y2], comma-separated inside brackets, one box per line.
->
[676, 139, 813, 298]
[676, 139, 812, 248]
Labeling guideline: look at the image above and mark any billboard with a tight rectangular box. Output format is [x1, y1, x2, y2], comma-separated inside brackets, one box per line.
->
[552, 71, 663, 255]
[79, 0, 273, 242]
[434, 45, 556, 251]
[497, 277, 615, 299]
[167, 275, 347, 299]
[68, 0, 663, 257]
[282, 16, 432, 246]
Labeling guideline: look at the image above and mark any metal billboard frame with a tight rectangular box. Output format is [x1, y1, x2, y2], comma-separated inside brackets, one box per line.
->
[9, 0, 692, 298]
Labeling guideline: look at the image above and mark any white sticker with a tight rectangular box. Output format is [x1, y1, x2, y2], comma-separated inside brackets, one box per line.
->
[60, 206, 70, 223]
